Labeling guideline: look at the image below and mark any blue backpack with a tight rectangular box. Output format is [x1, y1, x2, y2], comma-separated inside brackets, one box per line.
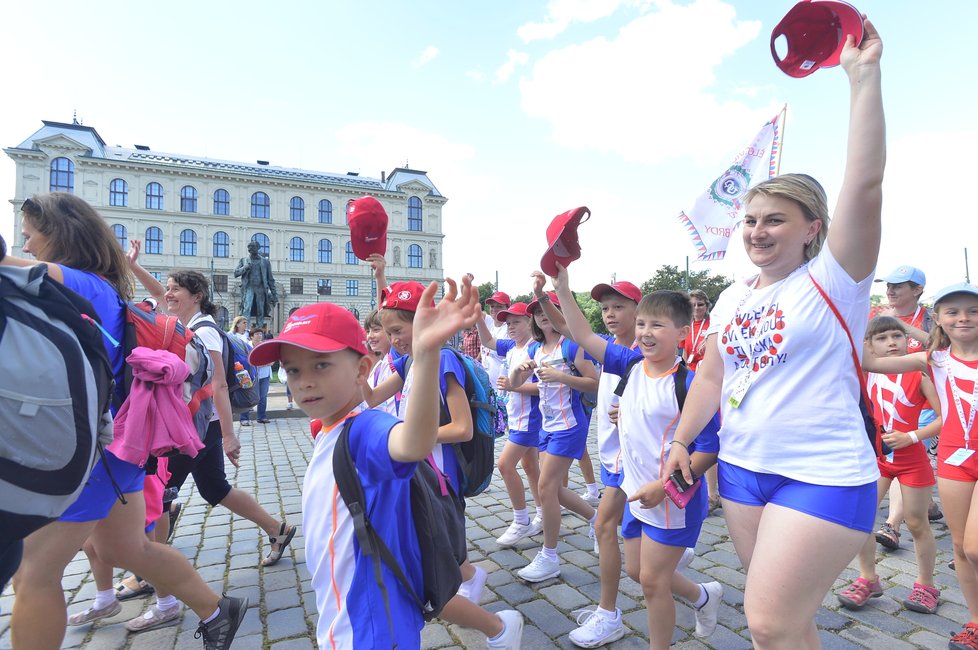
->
[191, 321, 259, 413]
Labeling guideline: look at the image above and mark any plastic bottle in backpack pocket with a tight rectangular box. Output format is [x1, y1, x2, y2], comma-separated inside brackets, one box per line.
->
[234, 362, 254, 389]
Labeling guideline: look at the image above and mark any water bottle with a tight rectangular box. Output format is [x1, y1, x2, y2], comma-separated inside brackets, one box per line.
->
[234, 361, 254, 389]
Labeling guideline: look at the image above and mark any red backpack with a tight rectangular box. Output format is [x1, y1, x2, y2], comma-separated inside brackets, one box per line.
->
[116, 300, 214, 440]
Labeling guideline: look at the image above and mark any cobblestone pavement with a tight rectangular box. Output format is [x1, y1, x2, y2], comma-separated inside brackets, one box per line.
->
[0, 394, 965, 649]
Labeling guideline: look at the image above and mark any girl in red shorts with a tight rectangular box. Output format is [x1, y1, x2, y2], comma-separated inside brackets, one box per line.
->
[837, 317, 941, 613]
[864, 284, 978, 649]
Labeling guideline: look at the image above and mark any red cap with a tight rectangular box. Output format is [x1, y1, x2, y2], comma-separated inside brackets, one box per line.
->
[495, 302, 530, 323]
[771, 0, 863, 78]
[527, 292, 561, 314]
[591, 281, 642, 304]
[250, 303, 369, 366]
[348, 195, 388, 260]
[540, 206, 590, 277]
[486, 291, 511, 307]
[380, 281, 433, 313]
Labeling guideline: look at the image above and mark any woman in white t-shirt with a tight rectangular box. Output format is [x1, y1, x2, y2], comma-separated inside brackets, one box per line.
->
[665, 20, 886, 647]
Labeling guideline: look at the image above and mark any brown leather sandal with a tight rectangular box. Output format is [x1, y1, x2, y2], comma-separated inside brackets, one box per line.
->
[262, 523, 297, 567]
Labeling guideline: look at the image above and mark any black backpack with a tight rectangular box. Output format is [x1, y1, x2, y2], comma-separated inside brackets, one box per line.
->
[332, 417, 465, 633]
[614, 357, 690, 409]
[0, 265, 114, 544]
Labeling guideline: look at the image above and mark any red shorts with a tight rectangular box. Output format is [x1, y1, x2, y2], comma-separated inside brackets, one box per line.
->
[878, 443, 935, 487]
[937, 444, 978, 482]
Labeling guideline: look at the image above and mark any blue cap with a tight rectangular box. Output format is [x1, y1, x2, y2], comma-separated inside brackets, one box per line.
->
[875, 265, 926, 286]
[933, 283, 978, 306]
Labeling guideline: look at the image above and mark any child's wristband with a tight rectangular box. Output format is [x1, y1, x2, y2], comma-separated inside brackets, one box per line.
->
[670, 440, 689, 452]
[908, 431, 920, 445]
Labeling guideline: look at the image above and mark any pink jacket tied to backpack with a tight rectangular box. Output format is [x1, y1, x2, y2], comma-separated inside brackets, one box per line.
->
[108, 347, 205, 465]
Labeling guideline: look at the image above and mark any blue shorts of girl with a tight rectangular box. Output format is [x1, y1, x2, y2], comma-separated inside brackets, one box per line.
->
[600, 466, 624, 489]
[718, 459, 877, 533]
[507, 429, 542, 449]
[539, 423, 588, 460]
[621, 503, 703, 547]
[59, 451, 146, 523]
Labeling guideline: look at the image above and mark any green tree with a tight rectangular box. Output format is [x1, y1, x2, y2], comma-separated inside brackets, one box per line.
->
[477, 282, 496, 307]
[640, 265, 733, 305]
[575, 292, 608, 336]
[511, 293, 533, 305]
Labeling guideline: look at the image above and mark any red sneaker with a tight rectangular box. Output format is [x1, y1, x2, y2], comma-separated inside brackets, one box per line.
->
[836, 577, 883, 610]
[903, 583, 939, 614]
[950, 622, 978, 650]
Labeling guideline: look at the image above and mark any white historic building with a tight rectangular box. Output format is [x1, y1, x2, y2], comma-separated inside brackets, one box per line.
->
[5, 120, 446, 329]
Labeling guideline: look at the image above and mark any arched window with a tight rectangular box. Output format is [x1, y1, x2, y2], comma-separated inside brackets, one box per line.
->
[146, 182, 164, 210]
[180, 185, 198, 213]
[213, 231, 230, 258]
[49, 157, 74, 192]
[112, 224, 127, 250]
[251, 233, 270, 257]
[290, 237, 305, 262]
[290, 196, 305, 221]
[251, 192, 270, 218]
[179, 229, 197, 256]
[145, 226, 163, 254]
[109, 179, 128, 207]
[408, 244, 423, 268]
[318, 239, 333, 264]
[213, 189, 230, 215]
[408, 196, 422, 231]
[345, 241, 358, 265]
[318, 199, 332, 224]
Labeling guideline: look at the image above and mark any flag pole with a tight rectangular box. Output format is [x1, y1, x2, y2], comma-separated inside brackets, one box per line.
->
[774, 104, 787, 177]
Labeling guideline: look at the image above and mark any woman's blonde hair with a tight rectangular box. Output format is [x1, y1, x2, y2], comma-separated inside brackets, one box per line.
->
[744, 173, 830, 261]
[229, 316, 248, 333]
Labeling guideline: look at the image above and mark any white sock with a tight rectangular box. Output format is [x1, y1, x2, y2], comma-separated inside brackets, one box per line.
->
[488, 616, 508, 642]
[541, 546, 558, 562]
[202, 606, 220, 624]
[693, 584, 709, 609]
[532, 509, 542, 522]
[589, 511, 597, 525]
[594, 606, 619, 620]
[156, 595, 178, 610]
[93, 588, 117, 610]
[586, 482, 599, 498]
[513, 508, 529, 525]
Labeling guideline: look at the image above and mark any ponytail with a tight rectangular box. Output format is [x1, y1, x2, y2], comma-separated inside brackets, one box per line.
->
[928, 323, 951, 354]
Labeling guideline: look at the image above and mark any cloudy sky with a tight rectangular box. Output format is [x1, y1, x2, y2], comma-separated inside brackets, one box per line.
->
[1, 0, 975, 300]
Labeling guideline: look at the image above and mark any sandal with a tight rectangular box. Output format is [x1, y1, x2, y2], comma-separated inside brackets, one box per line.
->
[166, 502, 182, 542]
[114, 577, 154, 600]
[262, 523, 297, 567]
[708, 495, 721, 512]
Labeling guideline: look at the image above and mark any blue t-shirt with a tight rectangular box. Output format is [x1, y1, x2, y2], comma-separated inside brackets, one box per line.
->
[58, 265, 125, 407]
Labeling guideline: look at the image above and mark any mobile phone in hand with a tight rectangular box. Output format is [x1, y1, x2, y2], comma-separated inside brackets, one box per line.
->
[664, 469, 700, 509]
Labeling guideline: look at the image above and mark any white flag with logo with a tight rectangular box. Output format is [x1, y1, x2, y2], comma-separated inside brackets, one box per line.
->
[677, 112, 783, 261]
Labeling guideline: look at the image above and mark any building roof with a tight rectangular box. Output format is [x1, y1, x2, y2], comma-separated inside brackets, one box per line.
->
[12, 121, 443, 198]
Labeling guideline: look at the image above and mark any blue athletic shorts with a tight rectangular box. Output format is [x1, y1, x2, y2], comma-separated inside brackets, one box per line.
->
[718, 459, 878, 533]
[539, 424, 588, 460]
[60, 451, 145, 523]
[621, 504, 702, 547]
[600, 466, 624, 488]
[507, 429, 541, 449]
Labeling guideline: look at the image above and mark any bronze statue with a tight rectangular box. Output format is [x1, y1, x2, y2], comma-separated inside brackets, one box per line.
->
[234, 240, 278, 324]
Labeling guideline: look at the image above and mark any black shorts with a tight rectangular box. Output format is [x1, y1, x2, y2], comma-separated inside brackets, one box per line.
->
[166, 421, 232, 506]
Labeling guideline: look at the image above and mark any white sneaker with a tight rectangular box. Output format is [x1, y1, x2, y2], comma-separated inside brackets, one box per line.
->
[496, 521, 534, 546]
[568, 608, 626, 648]
[517, 550, 561, 582]
[528, 514, 544, 536]
[456, 566, 487, 604]
[678, 547, 695, 571]
[581, 488, 600, 507]
[287, 403, 295, 410]
[487, 609, 524, 649]
[694, 581, 723, 638]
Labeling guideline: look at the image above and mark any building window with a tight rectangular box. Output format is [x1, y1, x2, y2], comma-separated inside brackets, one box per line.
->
[290, 278, 303, 295]
[251, 232, 270, 257]
[318, 199, 332, 224]
[290, 236, 305, 262]
[346, 279, 359, 296]
[179, 229, 197, 256]
[146, 182, 164, 210]
[145, 226, 163, 254]
[112, 224, 127, 250]
[213, 274, 228, 293]
[318, 239, 333, 264]
[318, 279, 332, 295]
[213, 231, 230, 258]
[150, 271, 163, 281]
[49, 157, 74, 193]
[408, 244, 423, 268]
[290, 196, 305, 221]
[251, 191, 270, 219]
[213, 189, 230, 215]
[345, 241, 358, 265]
[408, 196, 422, 232]
[109, 179, 128, 207]
[180, 186, 198, 213]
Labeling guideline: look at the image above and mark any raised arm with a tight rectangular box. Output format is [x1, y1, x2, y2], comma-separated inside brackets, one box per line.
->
[551, 262, 608, 364]
[126, 239, 165, 305]
[368, 253, 388, 294]
[475, 312, 498, 349]
[531, 271, 570, 337]
[825, 18, 885, 281]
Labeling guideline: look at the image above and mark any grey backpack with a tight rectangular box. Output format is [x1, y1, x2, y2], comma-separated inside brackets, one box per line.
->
[0, 265, 114, 543]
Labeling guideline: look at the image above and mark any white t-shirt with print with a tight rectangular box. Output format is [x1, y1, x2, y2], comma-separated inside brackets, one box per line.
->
[707, 247, 879, 486]
[482, 315, 509, 385]
[595, 334, 623, 475]
[189, 313, 223, 423]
